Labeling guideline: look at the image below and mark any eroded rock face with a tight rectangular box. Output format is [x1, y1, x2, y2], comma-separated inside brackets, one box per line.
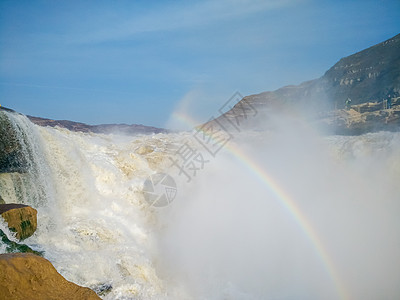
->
[0, 204, 37, 240]
[314, 97, 400, 134]
[0, 253, 101, 300]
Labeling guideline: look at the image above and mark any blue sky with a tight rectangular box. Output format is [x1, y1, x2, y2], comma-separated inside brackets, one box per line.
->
[0, 0, 399, 129]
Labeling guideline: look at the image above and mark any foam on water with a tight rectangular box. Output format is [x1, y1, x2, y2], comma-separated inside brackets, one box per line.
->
[0, 112, 54, 207]
[31, 127, 191, 299]
[0, 112, 187, 298]
[1, 111, 399, 299]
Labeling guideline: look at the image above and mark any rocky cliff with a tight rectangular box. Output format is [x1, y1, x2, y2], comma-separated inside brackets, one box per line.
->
[322, 33, 400, 107]
[210, 33, 400, 134]
[315, 97, 400, 135]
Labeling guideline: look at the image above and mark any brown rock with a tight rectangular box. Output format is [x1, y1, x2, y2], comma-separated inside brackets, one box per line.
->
[0, 253, 100, 300]
[0, 204, 37, 240]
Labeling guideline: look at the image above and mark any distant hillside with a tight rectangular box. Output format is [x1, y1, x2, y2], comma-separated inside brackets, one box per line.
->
[208, 33, 400, 134]
[27, 116, 168, 135]
[0, 106, 167, 135]
[322, 33, 400, 107]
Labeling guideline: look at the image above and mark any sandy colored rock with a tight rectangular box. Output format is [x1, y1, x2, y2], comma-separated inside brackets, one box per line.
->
[135, 145, 154, 155]
[0, 203, 37, 240]
[0, 253, 100, 300]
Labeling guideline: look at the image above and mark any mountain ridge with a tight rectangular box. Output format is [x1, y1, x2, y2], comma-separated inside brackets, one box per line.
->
[209, 33, 400, 134]
[0, 107, 168, 135]
[27, 115, 168, 135]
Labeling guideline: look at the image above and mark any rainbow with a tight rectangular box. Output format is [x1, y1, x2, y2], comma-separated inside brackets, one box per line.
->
[168, 112, 350, 300]
[169, 111, 204, 131]
[223, 141, 349, 300]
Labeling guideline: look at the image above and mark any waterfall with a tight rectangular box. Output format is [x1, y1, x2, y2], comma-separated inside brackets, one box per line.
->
[0, 109, 181, 298]
[0, 110, 54, 208]
[1, 108, 399, 299]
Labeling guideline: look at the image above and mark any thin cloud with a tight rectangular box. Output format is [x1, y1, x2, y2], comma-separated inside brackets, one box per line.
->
[0, 82, 134, 95]
[73, 0, 305, 44]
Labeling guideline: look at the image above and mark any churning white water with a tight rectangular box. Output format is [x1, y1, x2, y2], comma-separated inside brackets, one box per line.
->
[1, 111, 399, 299]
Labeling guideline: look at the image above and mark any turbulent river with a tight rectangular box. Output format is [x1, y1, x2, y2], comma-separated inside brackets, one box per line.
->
[1, 111, 399, 299]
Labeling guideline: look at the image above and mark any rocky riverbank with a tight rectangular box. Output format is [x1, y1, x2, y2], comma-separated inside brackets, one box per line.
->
[315, 97, 400, 135]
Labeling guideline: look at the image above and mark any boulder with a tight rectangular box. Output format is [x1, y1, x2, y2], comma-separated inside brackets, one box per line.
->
[0, 194, 5, 204]
[0, 204, 37, 240]
[0, 253, 101, 300]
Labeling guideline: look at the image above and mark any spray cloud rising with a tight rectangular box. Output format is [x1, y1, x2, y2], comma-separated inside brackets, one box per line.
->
[0, 110, 399, 299]
[157, 113, 400, 300]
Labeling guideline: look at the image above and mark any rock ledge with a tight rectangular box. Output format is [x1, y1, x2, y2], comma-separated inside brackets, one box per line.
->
[0, 253, 100, 300]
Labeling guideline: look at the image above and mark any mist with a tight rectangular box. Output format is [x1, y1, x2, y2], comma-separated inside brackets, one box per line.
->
[156, 114, 400, 299]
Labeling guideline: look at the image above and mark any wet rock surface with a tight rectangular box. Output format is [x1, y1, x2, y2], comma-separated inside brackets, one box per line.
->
[0, 110, 29, 173]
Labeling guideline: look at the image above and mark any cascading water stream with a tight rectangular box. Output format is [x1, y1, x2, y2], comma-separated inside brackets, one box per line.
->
[0, 110, 55, 208]
[0, 109, 399, 299]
